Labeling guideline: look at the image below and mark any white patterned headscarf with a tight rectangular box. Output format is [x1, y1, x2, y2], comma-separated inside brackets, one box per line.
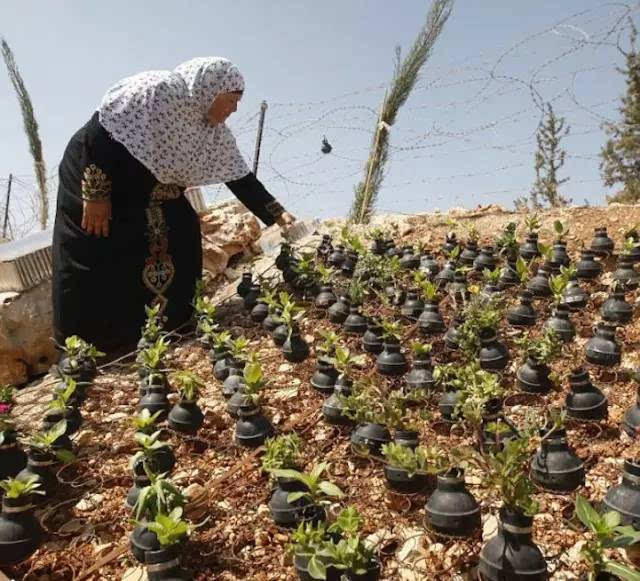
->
[98, 57, 250, 187]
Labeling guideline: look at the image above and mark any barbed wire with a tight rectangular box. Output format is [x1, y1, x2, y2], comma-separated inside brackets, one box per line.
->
[2, 3, 639, 235]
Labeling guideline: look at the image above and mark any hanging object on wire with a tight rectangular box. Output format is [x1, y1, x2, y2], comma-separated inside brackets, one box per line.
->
[321, 135, 332, 154]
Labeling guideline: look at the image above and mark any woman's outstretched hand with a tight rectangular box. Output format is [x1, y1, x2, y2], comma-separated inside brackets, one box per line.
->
[82, 199, 111, 237]
[275, 211, 296, 229]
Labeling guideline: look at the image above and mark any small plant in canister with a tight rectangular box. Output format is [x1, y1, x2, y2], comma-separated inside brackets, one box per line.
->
[168, 371, 205, 434]
[515, 328, 563, 394]
[545, 265, 577, 342]
[275, 292, 303, 346]
[192, 294, 217, 342]
[42, 382, 82, 436]
[376, 319, 408, 376]
[138, 304, 165, 352]
[56, 335, 104, 383]
[128, 468, 184, 521]
[209, 330, 232, 381]
[424, 448, 481, 538]
[132, 409, 163, 436]
[381, 442, 432, 494]
[457, 295, 509, 371]
[292, 253, 321, 299]
[322, 348, 366, 426]
[269, 462, 343, 526]
[531, 410, 584, 493]
[308, 507, 380, 581]
[131, 431, 176, 478]
[453, 364, 510, 452]
[281, 302, 310, 363]
[417, 280, 446, 336]
[17, 420, 75, 499]
[222, 337, 250, 398]
[575, 494, 640, 581]
[481, 267, 503, 296]
[131, 485, 188, 570]
[140, 508, 194, 580]
[234, 363, 274, 448]
[138, 336, 171, 396]
[0, 476, 44, 566]
[311, 331, 341, 395]
[287, 520, 336, 580]
[475, 435, 548, 581]
[405, 342, 435, 393]
[314, 264, 338, 310]
[519, 214, 542, 260]
[343, 382, 392, 457]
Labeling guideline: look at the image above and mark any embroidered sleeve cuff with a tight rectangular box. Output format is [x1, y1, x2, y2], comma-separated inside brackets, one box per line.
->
[81, 164, 112, 201]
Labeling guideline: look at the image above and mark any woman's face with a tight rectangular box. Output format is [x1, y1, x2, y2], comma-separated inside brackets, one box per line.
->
[207, 92, 242, 125]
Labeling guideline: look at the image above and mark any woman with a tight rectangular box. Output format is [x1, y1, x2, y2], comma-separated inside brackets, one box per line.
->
[52, 57, 294, 355]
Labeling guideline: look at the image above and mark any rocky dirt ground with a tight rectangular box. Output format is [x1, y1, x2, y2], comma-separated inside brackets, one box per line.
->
[6, 203, 640, 580]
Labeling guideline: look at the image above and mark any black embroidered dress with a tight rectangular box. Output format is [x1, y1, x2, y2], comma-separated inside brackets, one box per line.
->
[52, 112, 283, 353]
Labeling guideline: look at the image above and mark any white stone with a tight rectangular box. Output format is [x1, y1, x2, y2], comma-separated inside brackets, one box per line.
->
[122, 566, 147, 581]
[75, 493, 104, 512]
[200, 200, 261, 278]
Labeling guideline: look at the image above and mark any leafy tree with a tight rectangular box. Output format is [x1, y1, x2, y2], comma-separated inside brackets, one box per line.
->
[1, 38, 48, 229]
[602, 21, 640, 204]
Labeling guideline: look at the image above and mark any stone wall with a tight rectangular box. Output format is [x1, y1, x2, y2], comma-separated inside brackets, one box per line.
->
[0, 281, 57, 386]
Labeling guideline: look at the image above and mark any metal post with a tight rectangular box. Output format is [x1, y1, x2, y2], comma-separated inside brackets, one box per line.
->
[2, 174, 12, 239]
[253, 101, 268, 176]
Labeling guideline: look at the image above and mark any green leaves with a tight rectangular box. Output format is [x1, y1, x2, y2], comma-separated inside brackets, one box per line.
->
[139, 336, 170, 370]
[170, 370, 204, 401]
[329, 507, 362, 536]
[420, 279, 439, 302]
[132, 409, 162, 433]
[211, 330, 232, 350]
[332, 347, 366, 375]
[261, 434, 302, 472]
[410, 341, 432, 356]
[0, 475, 43, 498]
[575, 494, 640, 577]
[554, 219, 569, 239]
[269, 463, 343, 504]
[475, 435, 538, 516]
[243, 362, 266, 404]
[515, 328, 563, 365]
[524, 214, 541, 233]
[576, 494, 602, 532]
[144, 507, 192, 547]
[602, 561, 640, 581]
[317, 330, 341, 355]
[63, 335, 105, 362]
[306, 555, 327, 580]
[379, 318, 403, 342]
[133, 472, 185, 520]
[516, 256, 530, 283]
[229, 336, 250, 360]
[317, 481, 343, 497]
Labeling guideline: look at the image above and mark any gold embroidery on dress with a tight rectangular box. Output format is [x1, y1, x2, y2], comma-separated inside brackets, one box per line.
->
[142, 202, 175, 314]
[151, 183, 182, 201]
[81, 164, 111, 201]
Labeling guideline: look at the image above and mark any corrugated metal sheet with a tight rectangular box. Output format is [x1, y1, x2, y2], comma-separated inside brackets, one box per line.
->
[0, 230, 54, 292]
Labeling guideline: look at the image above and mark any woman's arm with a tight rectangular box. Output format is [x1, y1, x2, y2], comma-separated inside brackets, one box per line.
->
[225, 172, 293, 227]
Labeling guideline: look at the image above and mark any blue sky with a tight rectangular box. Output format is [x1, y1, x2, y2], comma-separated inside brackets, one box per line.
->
[1, 1, 638, 230]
